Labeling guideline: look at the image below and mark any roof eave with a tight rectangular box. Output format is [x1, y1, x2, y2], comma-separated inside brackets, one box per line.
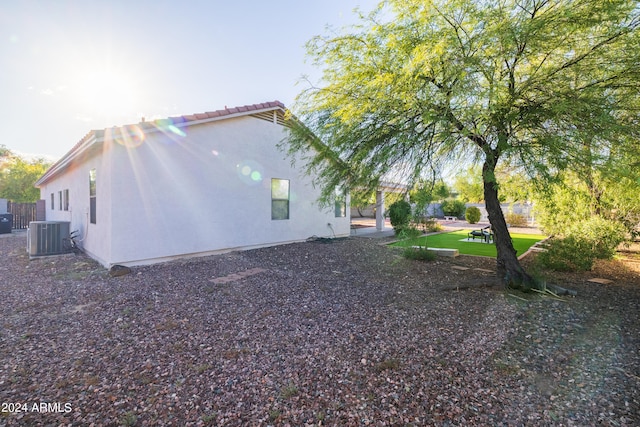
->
[35, 131, 100, 187]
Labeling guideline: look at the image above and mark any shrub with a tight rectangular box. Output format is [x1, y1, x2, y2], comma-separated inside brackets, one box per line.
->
[567, 217, 627, 259]
[537, 217, 627, 271]
[388, 200, 412, 234]
[537, 236, 595, 271]
[440, 199, 466, 218]
[403, 246, 437, 261]
[397, 225, 422, 241]
[505, 212, 528, 227]
[416, 216, 443, 232]
[465, 206, 481, 224]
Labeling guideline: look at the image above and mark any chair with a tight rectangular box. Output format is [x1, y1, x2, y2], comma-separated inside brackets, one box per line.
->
[468, 226, 493, 243]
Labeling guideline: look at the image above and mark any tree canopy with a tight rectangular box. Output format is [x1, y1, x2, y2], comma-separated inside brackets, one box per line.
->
[0, 146, 51, 203]
[453, 166, 484, 203]
[287, 0, 640, 289]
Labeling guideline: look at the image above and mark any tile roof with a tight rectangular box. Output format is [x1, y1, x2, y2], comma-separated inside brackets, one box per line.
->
[36, 101, 287, 186]
[166, 101, 285, 125]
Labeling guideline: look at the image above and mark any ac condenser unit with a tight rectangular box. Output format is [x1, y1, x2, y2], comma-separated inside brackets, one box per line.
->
[27, 221, 71, 257]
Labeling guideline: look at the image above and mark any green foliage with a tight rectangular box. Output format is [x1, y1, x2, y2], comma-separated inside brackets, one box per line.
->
[0, 144, 12, 158]
[286, 0, 640, 282]
[410, 180, 433, 211]
[533, 170, 640, 238]
[537, 217, 627, 271]
[402, 246, 437, 262]
[433, 182, 450, 201]
[397, 225, 422, 241]
[533, 174, 593, 236]
[0, 155, 51, 202]
[280, 383, 299, 399]
[568, 217, 627, 260]
[537, 237, 596, 272]
[454, 166, 484, 202]
[414, 216, 443, 233]
[465, 206, 481, 224]
[505, 212, 528, 227]
[120, 412, 138, 427]
[497, 168, 532, 203]
[440, 199, 466, 218]
[388, 200, 412, 234]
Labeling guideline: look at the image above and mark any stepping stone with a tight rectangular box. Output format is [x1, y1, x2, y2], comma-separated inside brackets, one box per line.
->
[451, 266, 470, 271]
[588, 278, 614, 284]
[210, 268, 269, 284]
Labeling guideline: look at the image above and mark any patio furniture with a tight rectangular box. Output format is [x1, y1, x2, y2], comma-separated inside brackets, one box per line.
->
[468, 226, 493, 243]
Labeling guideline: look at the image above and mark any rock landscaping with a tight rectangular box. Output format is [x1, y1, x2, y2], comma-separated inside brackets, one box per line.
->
[0, 232, 638, 426]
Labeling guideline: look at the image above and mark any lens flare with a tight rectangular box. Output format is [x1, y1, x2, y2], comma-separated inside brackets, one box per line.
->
[106, 124, 145, 148]
[153, 118, 187, 138]
[236, 160, 264, 185]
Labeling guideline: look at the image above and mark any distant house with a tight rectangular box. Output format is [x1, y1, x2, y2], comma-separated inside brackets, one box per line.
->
[35, 101, 350, 267]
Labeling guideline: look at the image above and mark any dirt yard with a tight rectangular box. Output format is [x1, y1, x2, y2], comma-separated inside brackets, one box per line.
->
[0, 231, 638, 426]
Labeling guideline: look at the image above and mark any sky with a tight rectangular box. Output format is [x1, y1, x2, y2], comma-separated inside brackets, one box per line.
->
[1, 0, 379, 160]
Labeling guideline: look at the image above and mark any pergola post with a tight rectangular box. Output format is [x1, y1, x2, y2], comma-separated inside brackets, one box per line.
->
[376, 190, 385, 231]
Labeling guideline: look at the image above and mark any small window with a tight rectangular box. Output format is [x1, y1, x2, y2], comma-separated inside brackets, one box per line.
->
[89, 169, 97, 224]
[63, 189, 69, 211]
[334, 188, 347, 217]
[58, 191, 62, 211]
[271, 178, 290, 220]
[50, 193, 54, 210]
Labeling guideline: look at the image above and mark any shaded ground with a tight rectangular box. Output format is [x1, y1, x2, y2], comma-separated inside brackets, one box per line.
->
[0, 232, 638, 426]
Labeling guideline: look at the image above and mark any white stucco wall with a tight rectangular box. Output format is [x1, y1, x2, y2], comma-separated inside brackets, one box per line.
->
[37, 146, 115, 266]
[42, 114, 349, 267]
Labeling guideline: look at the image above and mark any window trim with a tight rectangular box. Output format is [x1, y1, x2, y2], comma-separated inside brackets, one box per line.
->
[271, 178, 290, 220]
[89, 169, 97, 224]
[334, 188, 347, 218]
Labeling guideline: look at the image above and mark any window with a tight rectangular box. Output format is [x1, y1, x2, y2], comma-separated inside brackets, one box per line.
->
[58, 191, 62, 211]
[334, 188, 347, 217]
[63, 189, 69, 211]
[271, 178, 290, 220]
[89, 169, 96, 224]
[50, 193, 54, 210]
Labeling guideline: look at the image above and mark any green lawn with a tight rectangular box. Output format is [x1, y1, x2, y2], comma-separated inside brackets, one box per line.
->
[391, 229, 547, 257]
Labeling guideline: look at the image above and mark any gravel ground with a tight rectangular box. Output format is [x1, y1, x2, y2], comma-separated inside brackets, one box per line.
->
[0, 231, 639, 426]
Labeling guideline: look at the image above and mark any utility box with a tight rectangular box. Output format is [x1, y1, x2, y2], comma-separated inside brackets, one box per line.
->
[27, 221, 70, 256]
[0, 214, 13, 234]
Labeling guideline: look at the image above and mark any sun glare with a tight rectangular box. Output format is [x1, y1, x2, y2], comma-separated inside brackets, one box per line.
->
[76, 67, 138, 121]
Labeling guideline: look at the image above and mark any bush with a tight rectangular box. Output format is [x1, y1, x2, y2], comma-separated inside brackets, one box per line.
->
[505, 212, 528, 227]
[402, 246, 437, 261]
[567, 217, 627, 259]
[397, 225, 422, 241]
[537, 217, 627, 271]
[388, 200, 412, 234]
[414, 216, 443, 233]
[537, 236, 595, 271]
[440, 199, 466, 218]
[465, 206, 481, 224]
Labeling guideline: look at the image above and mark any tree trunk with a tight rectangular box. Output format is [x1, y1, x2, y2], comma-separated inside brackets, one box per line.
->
[482, 160, 534, 290]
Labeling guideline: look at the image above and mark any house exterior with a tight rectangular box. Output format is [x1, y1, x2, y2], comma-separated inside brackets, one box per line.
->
[35, 101, 350, 267]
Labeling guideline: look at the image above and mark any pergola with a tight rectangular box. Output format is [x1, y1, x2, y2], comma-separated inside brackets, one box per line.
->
[374, 181, 409, 231]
